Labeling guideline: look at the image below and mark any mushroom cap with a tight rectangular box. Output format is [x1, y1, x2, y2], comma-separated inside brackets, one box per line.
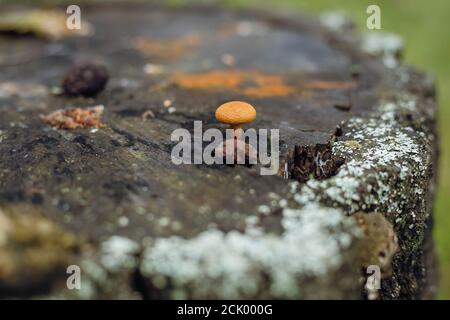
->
[215, 101, 256, 126]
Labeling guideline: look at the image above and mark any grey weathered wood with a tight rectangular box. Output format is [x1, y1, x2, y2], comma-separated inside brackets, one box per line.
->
[0, 4, 437, 299]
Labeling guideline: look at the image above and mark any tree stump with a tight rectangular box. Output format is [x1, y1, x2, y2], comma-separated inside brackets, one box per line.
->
[0, 4, 437, 299]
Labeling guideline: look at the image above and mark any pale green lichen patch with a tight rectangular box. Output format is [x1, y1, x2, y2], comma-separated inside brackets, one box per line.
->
[44, 236, 142, 299]
[360, 32, 404, 68]
[100, 236, 140, 272]
[140, 203, 360, 299]
[293, 93, 432, 217]
[319, 11, 354, 32]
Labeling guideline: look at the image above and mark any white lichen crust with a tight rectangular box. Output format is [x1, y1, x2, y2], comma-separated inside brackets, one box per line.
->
[140, 203, 359, 299]
[297, 94, 432, 216]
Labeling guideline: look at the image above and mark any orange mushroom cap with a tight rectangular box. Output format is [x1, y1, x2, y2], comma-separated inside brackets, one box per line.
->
[215, 101, 256, 126]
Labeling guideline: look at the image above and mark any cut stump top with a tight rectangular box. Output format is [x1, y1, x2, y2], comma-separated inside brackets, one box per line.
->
[0, 4, 437, 299]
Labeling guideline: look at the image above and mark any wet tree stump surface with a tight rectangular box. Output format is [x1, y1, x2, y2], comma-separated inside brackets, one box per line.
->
[0, 4, 438, 299]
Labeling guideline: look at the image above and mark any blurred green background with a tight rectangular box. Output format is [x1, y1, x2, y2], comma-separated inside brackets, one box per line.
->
[220, 0, 450, 298]
[3, 0, 450, 298]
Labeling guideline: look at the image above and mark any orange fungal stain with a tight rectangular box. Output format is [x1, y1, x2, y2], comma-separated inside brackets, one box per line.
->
[172, 70, 295, 98]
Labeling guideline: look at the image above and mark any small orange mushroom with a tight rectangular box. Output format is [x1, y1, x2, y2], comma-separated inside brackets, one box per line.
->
[215, 101, 256, 138]
[214, 101, 257, 164]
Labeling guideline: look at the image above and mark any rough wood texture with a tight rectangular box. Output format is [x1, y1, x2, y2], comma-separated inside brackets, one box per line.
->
[0, 4, 437, 299]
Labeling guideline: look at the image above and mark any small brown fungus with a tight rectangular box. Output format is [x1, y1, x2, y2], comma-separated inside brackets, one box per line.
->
[214, 101, 257, 164]
[62, 62, 109, 97]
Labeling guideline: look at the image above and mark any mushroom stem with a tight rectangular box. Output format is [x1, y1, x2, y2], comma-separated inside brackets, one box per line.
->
[231, 124, 243, 139]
